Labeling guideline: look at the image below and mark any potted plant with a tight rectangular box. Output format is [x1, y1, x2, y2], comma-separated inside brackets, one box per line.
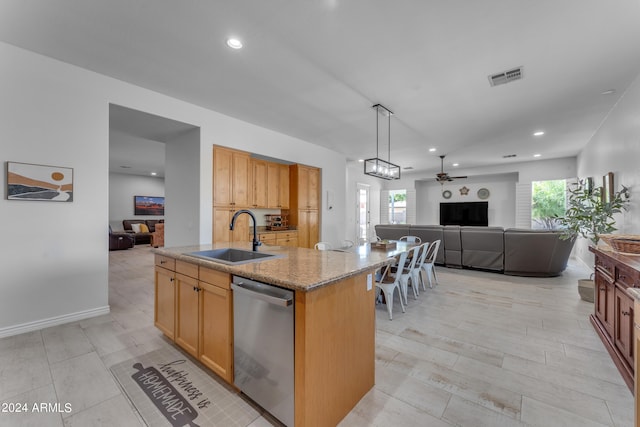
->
[556, 179, 630, 301]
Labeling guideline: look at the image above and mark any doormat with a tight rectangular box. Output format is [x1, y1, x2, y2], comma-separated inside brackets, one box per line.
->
[110, 347, 259, 427]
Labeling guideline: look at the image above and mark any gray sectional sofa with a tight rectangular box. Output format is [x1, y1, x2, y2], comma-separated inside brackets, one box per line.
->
[374, 224, 574, 277]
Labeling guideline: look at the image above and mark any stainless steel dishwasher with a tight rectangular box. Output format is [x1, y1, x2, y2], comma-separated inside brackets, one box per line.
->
[231, 275, 294, 427]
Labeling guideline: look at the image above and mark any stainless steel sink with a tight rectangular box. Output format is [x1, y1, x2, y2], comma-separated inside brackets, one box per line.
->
[184, 248, 282, 265]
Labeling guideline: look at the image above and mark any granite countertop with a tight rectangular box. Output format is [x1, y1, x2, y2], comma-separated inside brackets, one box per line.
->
[153, 243, 393, 292]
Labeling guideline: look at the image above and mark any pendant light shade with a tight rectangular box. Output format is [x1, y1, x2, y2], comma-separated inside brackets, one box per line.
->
[364, 104, 401, 180]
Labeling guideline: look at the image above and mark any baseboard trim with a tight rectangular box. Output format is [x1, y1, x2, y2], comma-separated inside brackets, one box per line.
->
[0, 306, 111, 339]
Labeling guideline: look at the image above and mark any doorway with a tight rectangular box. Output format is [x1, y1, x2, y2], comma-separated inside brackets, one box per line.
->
[356, 184, 370, 244]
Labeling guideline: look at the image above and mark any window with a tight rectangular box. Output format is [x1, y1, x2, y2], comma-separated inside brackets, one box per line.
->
[389, 190, 407, 224]
[531, 179, 566, 229]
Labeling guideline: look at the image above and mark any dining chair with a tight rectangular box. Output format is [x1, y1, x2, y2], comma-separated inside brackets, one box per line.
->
[399, 235, 422, 244]
[314, 241, 333, 250]
[410, 242, 430, 294]
[341, 239, 355, 248]
[375, 252, 407, 320]
[393, 245, 420, 304]
[421, 240, 441, 289]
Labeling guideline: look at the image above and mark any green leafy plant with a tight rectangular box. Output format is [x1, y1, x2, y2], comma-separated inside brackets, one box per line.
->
[557, 179, 630, 245]
[532, 180, 566, 229]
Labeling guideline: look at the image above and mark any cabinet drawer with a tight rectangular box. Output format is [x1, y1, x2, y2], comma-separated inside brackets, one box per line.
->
[616, 264, 640, 288]
[259, 233, 276, 244]
[176, 260, 199, 279]
[277, 231, 298, 240]
[200, 267, 231, 289]
[155, 254, 175, 270]
[595, 255, 615, 278]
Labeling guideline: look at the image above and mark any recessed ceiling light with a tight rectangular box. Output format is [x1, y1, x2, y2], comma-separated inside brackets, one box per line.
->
[453, 163, 459, 167]
[601, 89, 616, 95]
[151, 172, 157, 176]
[428, 148, 436, 152]
[226, 38, 243, 49]
[533, 131, 545, 136]
[533, 154, 541, 158]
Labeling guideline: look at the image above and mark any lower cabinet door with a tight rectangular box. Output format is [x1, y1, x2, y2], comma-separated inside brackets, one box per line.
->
[614, 286, 634, 367]
[175, 273, 199, 358]
[199, 281, 233, 383]
[154, 266, 175, 339]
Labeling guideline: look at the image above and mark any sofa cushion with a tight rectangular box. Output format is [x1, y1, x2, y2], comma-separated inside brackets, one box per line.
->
[460, 226, 505, 271]
[443, 225, 462, 267]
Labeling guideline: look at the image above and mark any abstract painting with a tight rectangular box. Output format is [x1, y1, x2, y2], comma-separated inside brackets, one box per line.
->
[7, 162, 73, 202]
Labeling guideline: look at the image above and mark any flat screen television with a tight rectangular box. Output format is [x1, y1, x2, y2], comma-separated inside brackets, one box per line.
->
[440, 202, 488, 226]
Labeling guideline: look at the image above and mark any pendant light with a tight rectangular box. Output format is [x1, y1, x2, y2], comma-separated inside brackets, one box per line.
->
[364, 104, 401, 180]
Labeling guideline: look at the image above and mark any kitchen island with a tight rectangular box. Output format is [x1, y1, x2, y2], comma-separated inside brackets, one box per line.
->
[153, 242, 393, 427]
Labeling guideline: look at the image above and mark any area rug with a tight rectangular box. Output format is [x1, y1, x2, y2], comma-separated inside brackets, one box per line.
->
[110, 347, 260, 427]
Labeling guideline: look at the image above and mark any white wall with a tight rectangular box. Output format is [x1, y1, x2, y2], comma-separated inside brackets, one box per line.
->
[0, 42, 348, 335]
[165, 128, 200, 247]
[575, 71, 640, 266]
[109, 173, 165, 231]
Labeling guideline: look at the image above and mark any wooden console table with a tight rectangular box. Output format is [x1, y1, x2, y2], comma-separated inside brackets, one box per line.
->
[590, 246, 640, 393]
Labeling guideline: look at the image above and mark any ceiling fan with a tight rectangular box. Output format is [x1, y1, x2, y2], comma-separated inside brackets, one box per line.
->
[436, 155, 467, 183]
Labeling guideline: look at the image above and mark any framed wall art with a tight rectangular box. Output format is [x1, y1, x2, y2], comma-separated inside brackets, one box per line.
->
[134, 195, 165, 215]
[602, 172, 614, 204]
[6, 161, 73, 202]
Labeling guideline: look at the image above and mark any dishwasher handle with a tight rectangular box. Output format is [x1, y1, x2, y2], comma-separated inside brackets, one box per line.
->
[231, 282, 293, 307]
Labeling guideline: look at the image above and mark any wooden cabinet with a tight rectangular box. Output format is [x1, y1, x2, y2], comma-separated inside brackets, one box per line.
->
[591, 247, 640, 392]
[276, 231, 298, 247]
[291, 164, 320, 210]
[290, 164, 320, 248]
[199, 267, 233, 382]
[213, 207, 251, 244]
[154, 256, 234, 384]
[634, 299, 640, 425]
[175, 270, 199, 357]
[154, 255, 176, 339]
[296, 210, 318, 249]
[267, 163, 290, 209]
[595, 271, 615, 337]
[213, 146, 251, 207]
[251, 159, 268, 208]
[258, 232, 277, 245]
[615, 284, 635, 367]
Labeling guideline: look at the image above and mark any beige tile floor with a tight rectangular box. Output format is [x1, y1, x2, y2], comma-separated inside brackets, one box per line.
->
[0, 245, 634, 426]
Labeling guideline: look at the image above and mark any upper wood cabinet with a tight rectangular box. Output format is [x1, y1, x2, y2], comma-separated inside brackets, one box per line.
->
[290, 164, 320, 210]
[267, 163, 290, 209]
[213, 207, 251, 244]
[213, 146, 251, 207]
[290, 164, 321, 248]
[251, 159, 268, 208]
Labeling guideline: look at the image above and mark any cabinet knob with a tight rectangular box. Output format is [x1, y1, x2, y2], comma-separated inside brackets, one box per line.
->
[170, 277, 174, 282]
[622, 311, 631, 316]
[599, 287, 606, 291]
[160, 260, 166, 264]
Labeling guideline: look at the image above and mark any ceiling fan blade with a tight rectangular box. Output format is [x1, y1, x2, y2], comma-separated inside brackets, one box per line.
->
[450, 176, 467, 179]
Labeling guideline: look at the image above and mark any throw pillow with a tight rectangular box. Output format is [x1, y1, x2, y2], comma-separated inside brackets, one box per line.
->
[131, 223, 141, 233]
[139, 223, 149, 233]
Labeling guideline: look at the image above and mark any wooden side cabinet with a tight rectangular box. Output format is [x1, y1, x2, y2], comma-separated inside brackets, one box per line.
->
[634, 299, 640, 426]
[591, 247, 640, 392]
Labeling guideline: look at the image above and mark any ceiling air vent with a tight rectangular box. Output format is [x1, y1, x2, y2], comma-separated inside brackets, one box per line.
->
[502, 154, 517, 158]
[488, 67, 523, 87]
